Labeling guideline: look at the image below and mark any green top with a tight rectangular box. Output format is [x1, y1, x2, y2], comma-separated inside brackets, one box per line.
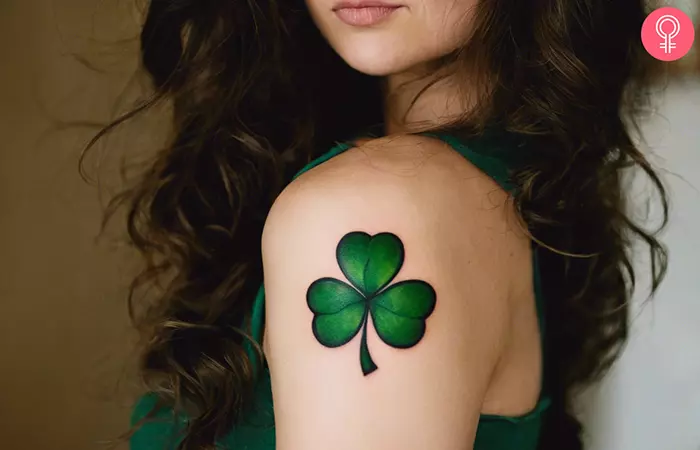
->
[130, 131, 551, 450]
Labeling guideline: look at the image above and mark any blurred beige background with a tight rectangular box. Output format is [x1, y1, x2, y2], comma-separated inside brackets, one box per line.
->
[0, 2, 156, 449]
[0, 2, 698, 450]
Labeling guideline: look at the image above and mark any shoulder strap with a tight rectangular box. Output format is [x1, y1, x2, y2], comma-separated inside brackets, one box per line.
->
[418, 131, 526, 192]
[293, 141, 355, 180]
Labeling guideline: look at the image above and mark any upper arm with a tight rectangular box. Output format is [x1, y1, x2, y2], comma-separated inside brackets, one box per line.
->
[261, 136, 527, 450]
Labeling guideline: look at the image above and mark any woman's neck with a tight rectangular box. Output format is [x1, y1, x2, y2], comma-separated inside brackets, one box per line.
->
[382, 67, 470, 135]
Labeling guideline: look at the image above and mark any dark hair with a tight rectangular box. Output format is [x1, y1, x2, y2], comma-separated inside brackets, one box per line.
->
[88, 0, 668, 448]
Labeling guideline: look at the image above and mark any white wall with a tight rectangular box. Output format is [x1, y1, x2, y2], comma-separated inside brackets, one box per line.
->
[674, 0, 698, 16]
[580, 78, 700, 450]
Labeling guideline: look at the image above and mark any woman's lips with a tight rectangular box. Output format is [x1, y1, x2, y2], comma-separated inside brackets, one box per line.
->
[333, 4, 403, 26]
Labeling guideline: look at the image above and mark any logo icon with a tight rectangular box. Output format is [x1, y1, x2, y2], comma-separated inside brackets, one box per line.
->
[642, 7, 695, 61]
[656, 14, 681, 54]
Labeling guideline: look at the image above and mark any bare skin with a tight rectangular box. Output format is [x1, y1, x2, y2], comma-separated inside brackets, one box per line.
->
[262, 134, 542, 450]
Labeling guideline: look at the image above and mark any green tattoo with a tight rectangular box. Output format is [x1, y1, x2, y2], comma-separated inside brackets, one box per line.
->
[306, 232, 436, 375]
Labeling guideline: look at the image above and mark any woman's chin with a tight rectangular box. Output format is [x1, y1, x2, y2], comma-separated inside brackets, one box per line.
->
[347, 62, 396, 77]
[336, 49, 410, 77]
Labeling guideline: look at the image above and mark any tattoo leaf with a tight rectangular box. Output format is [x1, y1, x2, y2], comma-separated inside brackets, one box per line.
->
[337, 232, 404, 296]
[307, 232, 436, 375]
[308, 278, 365, 347]
[370, 280, 436, 348]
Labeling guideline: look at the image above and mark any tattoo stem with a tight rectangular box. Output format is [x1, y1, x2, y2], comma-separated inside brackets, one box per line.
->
[359, 310, 377, 375]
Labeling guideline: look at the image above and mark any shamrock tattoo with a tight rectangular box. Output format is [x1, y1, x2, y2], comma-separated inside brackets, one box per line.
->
[306, 232, 436, 375]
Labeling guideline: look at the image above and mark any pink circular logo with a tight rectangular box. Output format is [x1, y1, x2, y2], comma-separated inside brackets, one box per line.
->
[641, 7, 695, 61]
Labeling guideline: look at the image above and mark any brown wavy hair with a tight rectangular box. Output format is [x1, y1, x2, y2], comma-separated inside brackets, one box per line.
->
[87, 0, 669, 448]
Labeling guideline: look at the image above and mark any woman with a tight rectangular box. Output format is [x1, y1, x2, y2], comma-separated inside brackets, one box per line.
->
[98, 0, 668, 449]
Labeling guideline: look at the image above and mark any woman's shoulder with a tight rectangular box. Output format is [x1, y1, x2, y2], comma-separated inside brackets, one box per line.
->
[258, 134, 537, 449]
[269, 133, 514, 225]
[262, 132, 528, 264]
[261, 131, 531, 301]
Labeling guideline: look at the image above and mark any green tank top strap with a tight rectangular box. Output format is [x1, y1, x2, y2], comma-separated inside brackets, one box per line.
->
[419, 131, 518, 192]
[292, 141, 355, 181]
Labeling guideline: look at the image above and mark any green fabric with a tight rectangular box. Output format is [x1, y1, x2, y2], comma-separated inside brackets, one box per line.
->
[130, 131, 550, 450]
